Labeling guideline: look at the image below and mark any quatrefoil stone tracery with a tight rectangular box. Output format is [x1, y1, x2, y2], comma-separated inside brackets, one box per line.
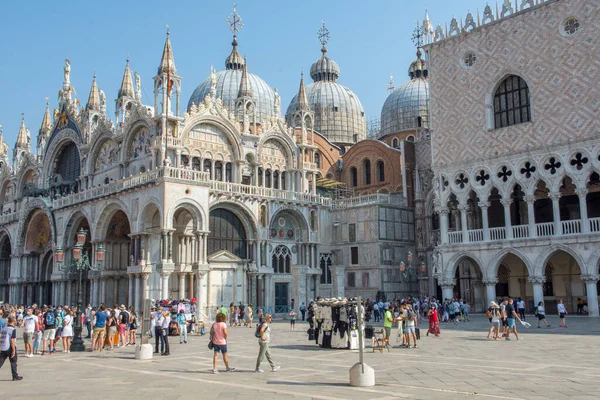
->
[497, 166, 513, 182]
[570, 152, 588, 170]
[520, 162, 536, 179]
[455, 173, 469, 189]
[475, 170, 490, 186]
[544, 157, 562, 175]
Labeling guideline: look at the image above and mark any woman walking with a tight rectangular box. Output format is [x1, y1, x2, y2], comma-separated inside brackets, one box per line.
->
[128, 307, 138, 345]
[488, 302, 501, 340]
[106, 309, 118, 350]
[557, 299, 568, 328]
[61, 309, 73, 352]
[247, 304, 254, 328]
[536, 302, 550, 328]
[255, 314, 280, 373]
[211, 312, 234, 373]
[426, 304, 440, 337]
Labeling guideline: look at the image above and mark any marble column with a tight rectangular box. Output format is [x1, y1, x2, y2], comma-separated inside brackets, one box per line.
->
[438, 207, 449, 244]
[440, 282, 455, 301]
[141, 273, 150, 302]
[525, 196, 537, 238]
[479, 202, 490, 241]
[549, 192, 562, 235]
[576, 189, 589, 233]
[483, 279, 498, 307]
[528, 276, 545, 308]
[161, 271, 170, 300]
[459, 205, 469, 243]
[134, 274, 141, 312]
[100, 278, 106, 304]
[581, 274, 599, 317]
[188, 273, 194, 299]
[66, 280, 72, 306]
[128, 274, 134, 307]
[501, 199, 513, 239]
[178, 272, 186, 301]
[195, 271, 206, 318]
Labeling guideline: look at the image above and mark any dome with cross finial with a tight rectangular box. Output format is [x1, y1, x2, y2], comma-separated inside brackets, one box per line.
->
[286, 21, 366, 147]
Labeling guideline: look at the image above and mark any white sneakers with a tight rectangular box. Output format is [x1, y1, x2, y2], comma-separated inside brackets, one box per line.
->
[271, 366, 281, 372]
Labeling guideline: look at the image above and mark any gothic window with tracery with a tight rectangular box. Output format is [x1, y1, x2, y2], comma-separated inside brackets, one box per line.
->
[56, 142, 81, 183]
[272, 245, 291, 274]
[494, 75, 530, 129]
[320, 253, 332, 284]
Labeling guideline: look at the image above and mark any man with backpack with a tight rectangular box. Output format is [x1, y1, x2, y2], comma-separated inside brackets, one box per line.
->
[255, 314, 280, 373]
[41, 306, 57, 355]
[0, 317, 23, 381]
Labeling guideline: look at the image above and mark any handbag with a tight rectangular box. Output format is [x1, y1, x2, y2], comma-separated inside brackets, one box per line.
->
[207, 325, 215, 349]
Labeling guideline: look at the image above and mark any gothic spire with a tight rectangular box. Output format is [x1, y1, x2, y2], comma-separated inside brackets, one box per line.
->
[86, 72, 101, 111]
[158, 26, 177, 76]
[118, 57, 134, 98]
[238, 57, 252, 98]
[40, 98, 52, 134]
[296, 71, 310, 111]
[16, 114, 30, 148]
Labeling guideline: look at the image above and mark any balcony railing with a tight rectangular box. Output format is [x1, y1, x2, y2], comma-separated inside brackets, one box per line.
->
[446, 217, 600, 245]
[210, 181, 331, 206]
[331, 193, 397, 209]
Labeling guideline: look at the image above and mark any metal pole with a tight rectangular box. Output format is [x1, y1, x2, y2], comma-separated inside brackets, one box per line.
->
[357, 296, 364, 373]
[71, 263, 85, 351]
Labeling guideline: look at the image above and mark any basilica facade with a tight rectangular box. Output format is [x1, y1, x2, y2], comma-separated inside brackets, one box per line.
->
[0, 14, 422, 317]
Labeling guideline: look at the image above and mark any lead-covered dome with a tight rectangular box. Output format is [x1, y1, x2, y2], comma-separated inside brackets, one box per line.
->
[188, 37, 280, 122]
[380, 51, 430, 136]
[286, 45, 366, 147]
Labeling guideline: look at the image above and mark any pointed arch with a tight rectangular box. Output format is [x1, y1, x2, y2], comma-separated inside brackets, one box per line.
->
[93, 199, 131, 241]
[534, 244, 587, 276]
[445, 251, 485, 281]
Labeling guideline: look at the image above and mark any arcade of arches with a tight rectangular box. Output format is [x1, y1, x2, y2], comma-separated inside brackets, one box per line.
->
[441, 250, 599, 314]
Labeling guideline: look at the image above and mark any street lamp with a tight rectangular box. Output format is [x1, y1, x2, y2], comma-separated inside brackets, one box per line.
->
[399, 251, 420, 282]
[55, 228, 104, 352]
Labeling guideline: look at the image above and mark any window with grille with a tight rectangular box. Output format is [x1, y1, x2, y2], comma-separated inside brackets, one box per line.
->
[496, 264, 510, 297]
[208, 208, 247, 258]
[347, 272, 356, 288]
[55, 142, 81, 182]
[349, 223, 356, 243]
[494, 75, 530, 129]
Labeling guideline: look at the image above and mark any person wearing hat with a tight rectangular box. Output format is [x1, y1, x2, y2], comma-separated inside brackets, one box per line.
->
[487, 302, 502, 340]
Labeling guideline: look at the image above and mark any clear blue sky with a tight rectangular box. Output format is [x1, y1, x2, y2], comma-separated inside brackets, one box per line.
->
[0, 0, 484, 152]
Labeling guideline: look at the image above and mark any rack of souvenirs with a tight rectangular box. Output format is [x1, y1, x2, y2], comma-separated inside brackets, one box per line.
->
[307, 298, 365, 350]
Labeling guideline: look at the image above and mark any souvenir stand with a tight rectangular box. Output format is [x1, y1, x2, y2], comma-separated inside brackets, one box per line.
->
[309, 298, 364, 350]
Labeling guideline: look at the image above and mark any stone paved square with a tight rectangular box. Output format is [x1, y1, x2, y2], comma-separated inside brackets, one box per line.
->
[2, 316, 600, 400]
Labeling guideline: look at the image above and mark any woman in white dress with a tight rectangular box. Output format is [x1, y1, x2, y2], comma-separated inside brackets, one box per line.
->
[61, 309, 74, 352]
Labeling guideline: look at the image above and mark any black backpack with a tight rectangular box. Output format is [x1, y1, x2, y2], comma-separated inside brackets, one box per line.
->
[254, 322, 264, 338]
[120, 311, 129, 325]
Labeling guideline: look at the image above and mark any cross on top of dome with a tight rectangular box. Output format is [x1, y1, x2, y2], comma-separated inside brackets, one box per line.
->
[227, 4, 244, 36]
[318, 20, 330, 54]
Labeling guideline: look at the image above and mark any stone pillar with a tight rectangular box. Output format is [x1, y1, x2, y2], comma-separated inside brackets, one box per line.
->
[134, 274, 141, 312]
[141, 273, 150, 302]
[196, 271, 207, 319]
[528, 276, 545, 309]
[438, 207, 449, 244]
[483, 279, 498, 307]
[501, 199, 513, 239]
[576, 189, 589, 233]
[479, 202, 490, 241]
[178, 272, 186, 301]
[161, 271, 170, 300]
[60, 281, 66, 305]
[549, 192, 562, 235]
[264, 273, 273, 309]
[100, 278, 106, 304]
[581, 274, 599, 317]
[188, 273, 194, 299]
[459, 205, 469, 243]
[440, 281, 455, 301]
[66, 280, 72, 306]
[167, 232, 173, 262]
[160, 231, 166, 261]
[332, 265, 345, 298]
[525, 196, 537, 238]
[127, 274, 135, 306]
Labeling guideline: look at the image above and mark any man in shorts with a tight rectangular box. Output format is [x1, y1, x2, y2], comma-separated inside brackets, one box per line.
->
[383, 306, 394, 345]
[404, 304, 418, 348]
[42, 306, 57, 355]
[22, 308, 37, 358]
[505, 298, 522, 341]
[91, 305, 107, 352]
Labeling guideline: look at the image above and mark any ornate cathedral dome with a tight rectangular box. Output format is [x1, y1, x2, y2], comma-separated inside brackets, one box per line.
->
[286, 24, 366, 147]
[188, 36, 280, 122]
[380, 50, 430, 136]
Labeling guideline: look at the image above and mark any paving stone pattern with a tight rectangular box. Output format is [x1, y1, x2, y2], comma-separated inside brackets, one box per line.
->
[2, 315, 600, 400]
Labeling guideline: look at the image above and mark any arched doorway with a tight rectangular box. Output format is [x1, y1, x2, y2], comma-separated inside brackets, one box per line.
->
[207, 208, 249, 307]
[23, 210, 53, 305]
[541, 250, 583, 313]
[453, 257, 484, 311]
[102, 210, 131, 306]
[0, 235, 11, 302]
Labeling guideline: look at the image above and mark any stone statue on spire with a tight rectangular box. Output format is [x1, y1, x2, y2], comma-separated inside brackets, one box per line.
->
[134, 72, 142, 102]
[64, 59, 71, 86]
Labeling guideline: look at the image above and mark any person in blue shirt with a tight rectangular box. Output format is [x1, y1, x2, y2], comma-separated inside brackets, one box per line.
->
[91, 305, 107, 352]
[177, 310, 188, 344]
[0, 312, 7, 330]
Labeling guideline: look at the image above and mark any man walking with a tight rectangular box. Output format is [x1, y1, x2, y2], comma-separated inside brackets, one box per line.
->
[255, 314, 280, 373]
[0, 317, 23, 381]
[85, 304, 92, 338]
[517, 298, 526, 320]
[22, 308, 37, 358]
[91, 305, 107, 352]
[505, 298, 522, 341]
[42, 306, 57, 355]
